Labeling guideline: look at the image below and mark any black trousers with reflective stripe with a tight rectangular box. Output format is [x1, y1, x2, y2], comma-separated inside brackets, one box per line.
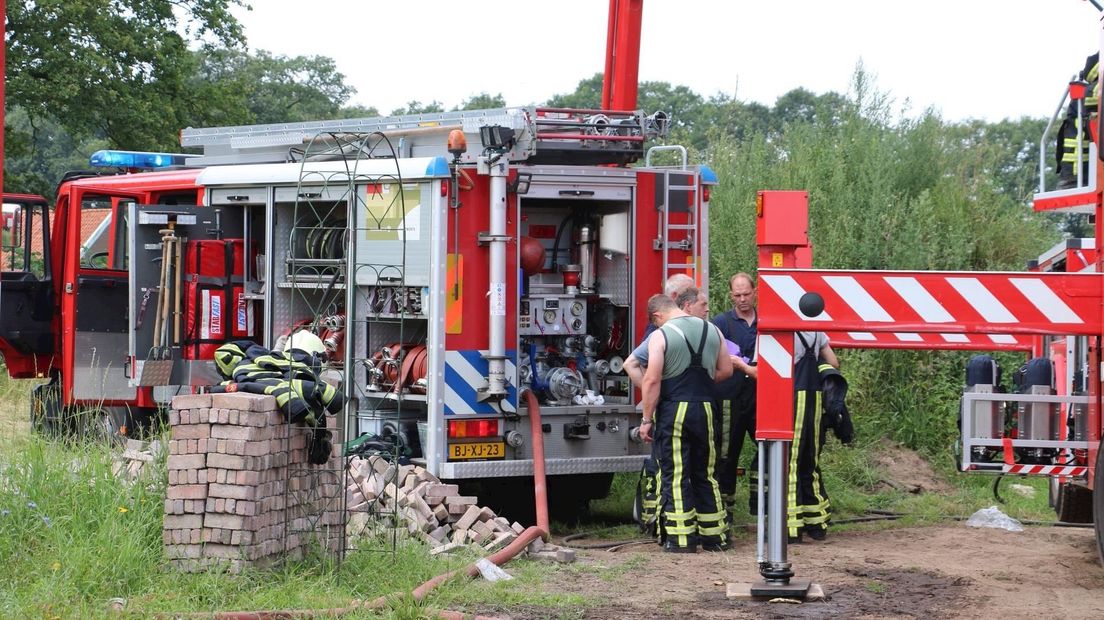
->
[716, 374, 756, 499]
[654, 399, 727, 548]
[788, 387, 831, 537]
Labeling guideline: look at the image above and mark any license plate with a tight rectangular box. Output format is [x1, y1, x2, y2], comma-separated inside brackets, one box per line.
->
[448, 441, 505, 460]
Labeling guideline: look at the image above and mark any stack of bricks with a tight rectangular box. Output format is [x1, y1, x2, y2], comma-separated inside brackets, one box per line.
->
[345, 456, 575, 563]
[163, 392, 343, 573]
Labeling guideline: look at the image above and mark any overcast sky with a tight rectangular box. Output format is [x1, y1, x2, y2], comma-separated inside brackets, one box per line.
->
[234, 0, 1104, 122]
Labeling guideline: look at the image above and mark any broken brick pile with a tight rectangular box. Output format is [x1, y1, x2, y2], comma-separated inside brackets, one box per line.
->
[163, 392, 342, 573]
[112, 438, 163, 484]
[345, 455, 575, 563]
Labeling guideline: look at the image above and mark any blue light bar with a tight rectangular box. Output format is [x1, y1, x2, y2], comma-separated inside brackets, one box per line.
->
[89, 150, 188, 169]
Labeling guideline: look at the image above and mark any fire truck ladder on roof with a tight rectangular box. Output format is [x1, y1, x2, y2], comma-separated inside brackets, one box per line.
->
[179, 106, 662, 167]
[647, 145, 700, 283]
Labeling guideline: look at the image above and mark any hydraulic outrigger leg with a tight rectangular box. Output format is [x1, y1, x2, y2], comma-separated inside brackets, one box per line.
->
[750, 439, 810, 597]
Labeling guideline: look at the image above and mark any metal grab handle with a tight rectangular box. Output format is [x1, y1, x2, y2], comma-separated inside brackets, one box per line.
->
[645, 145, 687, 169]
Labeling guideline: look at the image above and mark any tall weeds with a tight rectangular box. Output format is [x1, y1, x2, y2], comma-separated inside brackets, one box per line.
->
[705, 68, 1057, 457]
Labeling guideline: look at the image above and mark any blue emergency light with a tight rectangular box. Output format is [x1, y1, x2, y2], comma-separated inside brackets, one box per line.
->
[89, 150, 188, 169]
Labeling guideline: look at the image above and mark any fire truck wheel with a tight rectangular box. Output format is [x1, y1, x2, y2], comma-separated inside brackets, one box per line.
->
[29, 381, 62, 437]
[1054, 481, 1093, 524]
[1094, 441, 1104, 566]
[71, 406, 128, 446]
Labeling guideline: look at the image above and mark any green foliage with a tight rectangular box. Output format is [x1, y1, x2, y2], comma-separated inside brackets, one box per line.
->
[391, 100, 446, 116]
[546, 74, 604, 109]
[193, 49, 357, 126]
[455, 93, 507, 111]
[0, 437, 167, 616]
[705, 68, 1058, 459]
[6, 0, 245, 150]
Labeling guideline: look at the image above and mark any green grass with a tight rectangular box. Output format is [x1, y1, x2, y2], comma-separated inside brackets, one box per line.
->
[0, 367, 597, 619]
[0, 366, 35, 440]
[0, 432, 595, 618]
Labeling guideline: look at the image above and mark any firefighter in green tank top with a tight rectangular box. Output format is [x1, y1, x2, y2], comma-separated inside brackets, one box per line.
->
[640, 294, 733, 552]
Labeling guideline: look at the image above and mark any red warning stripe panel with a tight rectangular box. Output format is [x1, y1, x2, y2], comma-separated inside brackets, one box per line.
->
[754, 332, 795, 440]
[1001, 464, 1088, 477]
[826, 331, 1033, 352]
[758, 269, 1102, 337]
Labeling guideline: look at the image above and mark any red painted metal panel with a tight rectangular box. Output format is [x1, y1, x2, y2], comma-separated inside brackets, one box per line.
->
[633, 171, 662, 340]
[755, 331, 795, 439]
[444, 169, 518, 352]
[756, 191, 809, 247]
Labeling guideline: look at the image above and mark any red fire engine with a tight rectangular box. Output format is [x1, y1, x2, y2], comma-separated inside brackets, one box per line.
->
[0, 1, 714, 509]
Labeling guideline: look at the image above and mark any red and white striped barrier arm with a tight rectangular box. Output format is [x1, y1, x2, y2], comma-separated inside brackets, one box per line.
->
[826, 330, 1033, 351]
[1001, 464, 1088, 477]
[758, 269, 1102, 338]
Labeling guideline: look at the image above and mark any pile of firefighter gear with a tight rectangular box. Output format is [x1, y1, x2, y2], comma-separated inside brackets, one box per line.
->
[209, 332, 342, 464]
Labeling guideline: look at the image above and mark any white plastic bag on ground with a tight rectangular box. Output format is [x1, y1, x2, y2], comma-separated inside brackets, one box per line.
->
[965, 505, 1024, 532]
[475, 558, 513, 582]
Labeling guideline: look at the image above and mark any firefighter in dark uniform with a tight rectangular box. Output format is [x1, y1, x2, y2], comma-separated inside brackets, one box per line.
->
[640, 294, 733, 552]
[712, 272, 759, 518]
[788, 331, 839, 542]
[1057, 52, 1100, 189]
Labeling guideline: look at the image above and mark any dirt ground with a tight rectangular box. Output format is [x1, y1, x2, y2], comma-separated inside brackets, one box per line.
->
[470, 442, 1104, 619]
[482, 524, 1104, 619]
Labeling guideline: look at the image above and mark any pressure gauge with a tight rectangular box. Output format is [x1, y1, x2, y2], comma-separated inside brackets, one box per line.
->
[571, 319, 583, 331]
[543, 309, 558, 324]
[570, 301, 585, 316]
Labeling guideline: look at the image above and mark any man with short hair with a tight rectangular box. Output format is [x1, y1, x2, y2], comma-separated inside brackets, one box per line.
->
[626, 286, 707, 384]
[664, 273, 695, 298]
[712, 273, 759, 517]
[675, 287, 709, 320]
[641, 274, 697, 340]
[640, 293, 733, 552]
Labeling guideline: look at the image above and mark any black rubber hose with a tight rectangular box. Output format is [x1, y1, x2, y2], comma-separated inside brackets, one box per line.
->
[560, 527, 654, 549]
[549, 213, 574, 272]
[992, 474, 1006, 504]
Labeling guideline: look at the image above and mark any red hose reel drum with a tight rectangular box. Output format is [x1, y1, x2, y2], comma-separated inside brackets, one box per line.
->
[371, 342, 429, 393]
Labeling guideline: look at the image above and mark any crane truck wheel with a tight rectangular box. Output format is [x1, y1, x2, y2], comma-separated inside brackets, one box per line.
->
[1055, 481, 1093, 524]
[1094, 440, 1104, 565]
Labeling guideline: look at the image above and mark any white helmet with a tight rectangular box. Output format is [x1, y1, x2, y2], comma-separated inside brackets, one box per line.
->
[285, 330, 326, 356]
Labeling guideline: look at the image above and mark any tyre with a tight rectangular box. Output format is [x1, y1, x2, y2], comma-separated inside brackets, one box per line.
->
[71, 405, 129, 445]
[1055, 481, 1093, 524]
[29, 380, 62, 437]
[1094, 439, 1104, 565]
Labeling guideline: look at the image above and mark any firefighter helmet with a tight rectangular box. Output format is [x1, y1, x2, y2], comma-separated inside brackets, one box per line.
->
[285, 330, 326, 356]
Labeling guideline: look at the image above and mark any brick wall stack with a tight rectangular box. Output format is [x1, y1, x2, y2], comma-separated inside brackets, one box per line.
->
[163, 392, 343, 573]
